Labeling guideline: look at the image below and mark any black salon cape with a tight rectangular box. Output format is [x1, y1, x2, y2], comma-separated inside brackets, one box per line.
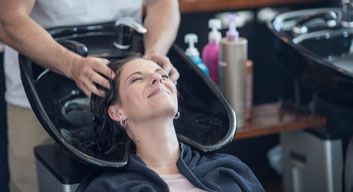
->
[85, 143, 264, 192]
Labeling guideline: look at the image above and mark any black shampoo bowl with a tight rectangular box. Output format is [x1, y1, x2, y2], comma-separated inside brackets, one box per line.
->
[292, 28, 353, 106]
[19, 22, 236, 169]
[268, 8, 353, 107]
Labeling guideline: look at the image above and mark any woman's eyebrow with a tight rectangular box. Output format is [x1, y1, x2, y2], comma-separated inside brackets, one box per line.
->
[155, 68, 162, 73]
[127, 71, 142, 80]
[127, 68, 164, 80]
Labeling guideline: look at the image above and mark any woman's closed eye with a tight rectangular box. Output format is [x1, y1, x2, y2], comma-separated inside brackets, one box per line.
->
[129, 71, 169, 84]
[160, 71, 170, 80]
[162, 74, 170, 80]
[130, 75, 143, 83]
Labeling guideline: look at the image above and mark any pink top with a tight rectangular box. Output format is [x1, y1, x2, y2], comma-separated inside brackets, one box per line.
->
[160, 173, 206, 192]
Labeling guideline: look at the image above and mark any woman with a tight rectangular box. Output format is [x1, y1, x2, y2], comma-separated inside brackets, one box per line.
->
[86, 57, 264, 192]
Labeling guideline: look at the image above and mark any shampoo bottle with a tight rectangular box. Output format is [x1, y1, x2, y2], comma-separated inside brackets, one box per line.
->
[184, 33, 209, 76]
[219, 14, 248, 127]
[202, 19, 222, 84]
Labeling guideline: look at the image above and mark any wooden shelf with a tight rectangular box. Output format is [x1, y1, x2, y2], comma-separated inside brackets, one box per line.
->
[235, 102, 327, 139]
[179, 0, 327, 13]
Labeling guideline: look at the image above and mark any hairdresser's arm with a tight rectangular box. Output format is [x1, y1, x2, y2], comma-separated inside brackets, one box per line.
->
[0, 0, 114, 97]
[143, 0, 180, 81]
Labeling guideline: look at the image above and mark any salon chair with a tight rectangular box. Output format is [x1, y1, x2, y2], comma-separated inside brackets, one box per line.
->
[19, 18, 236, 192]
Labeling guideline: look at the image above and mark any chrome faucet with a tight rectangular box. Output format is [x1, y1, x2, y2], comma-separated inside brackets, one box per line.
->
[114, 17, 147, 50]
[342, 0, 353, 27]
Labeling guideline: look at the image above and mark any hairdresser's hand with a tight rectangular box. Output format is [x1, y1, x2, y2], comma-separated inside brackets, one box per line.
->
[144, 52, 179, 83]
[68, 56, 115, 97]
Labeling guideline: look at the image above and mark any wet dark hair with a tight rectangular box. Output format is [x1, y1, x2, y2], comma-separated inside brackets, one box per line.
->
[90, 55, 142, 157]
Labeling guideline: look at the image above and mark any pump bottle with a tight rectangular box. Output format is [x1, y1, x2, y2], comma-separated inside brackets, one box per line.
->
[184, 34, 209, 76]
[219, 15, 248, 127]
[202, 19, 221, 84]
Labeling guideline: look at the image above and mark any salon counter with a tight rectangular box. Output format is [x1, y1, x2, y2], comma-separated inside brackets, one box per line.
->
[235, 102, 327, 140]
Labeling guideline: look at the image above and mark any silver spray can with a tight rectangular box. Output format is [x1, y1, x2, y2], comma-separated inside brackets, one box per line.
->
[219, 15, 247, 127]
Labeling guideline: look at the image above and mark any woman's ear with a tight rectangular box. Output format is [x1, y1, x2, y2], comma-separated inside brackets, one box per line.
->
[108, 104, 125, 122]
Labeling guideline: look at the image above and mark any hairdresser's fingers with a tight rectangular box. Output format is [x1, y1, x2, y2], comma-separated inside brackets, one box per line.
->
[71, 66, 92, 97]
[144, 53, 169, 69]
[168, 65, 179, 83]
[83, 78, 105, 97]
[89, 71, 111, 90]
[91, 58, 116, 79]
[144, 53, 180, 83]
[157, 57, 179, 83]
[77, 82, 91, 98]
[158, 58, 179, 83]
[69, 57, 113, 97]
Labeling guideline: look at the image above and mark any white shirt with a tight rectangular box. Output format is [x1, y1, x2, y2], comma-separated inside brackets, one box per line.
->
[160, 174, 206, 192]
[4, 0, 143, 108]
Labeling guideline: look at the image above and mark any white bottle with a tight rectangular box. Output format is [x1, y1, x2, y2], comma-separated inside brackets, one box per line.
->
[184, 34, 209, 76]
[219, 14, 248, 127]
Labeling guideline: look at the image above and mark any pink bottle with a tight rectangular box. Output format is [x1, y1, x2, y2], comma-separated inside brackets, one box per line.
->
[202, 19, 222, 84]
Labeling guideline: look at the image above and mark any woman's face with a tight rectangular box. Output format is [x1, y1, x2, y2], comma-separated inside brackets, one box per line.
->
[115, 58, 178, 123]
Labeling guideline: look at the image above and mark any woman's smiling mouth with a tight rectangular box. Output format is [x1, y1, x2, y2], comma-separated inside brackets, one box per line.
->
[147, 86, 170, 98]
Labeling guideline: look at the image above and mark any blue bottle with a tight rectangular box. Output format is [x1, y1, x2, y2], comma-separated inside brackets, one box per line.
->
[184, 34, 209, 76]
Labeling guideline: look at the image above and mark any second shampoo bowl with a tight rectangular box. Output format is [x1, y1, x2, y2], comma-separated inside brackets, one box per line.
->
[268, 8, 353, 107]
[293, 28, 353, 106]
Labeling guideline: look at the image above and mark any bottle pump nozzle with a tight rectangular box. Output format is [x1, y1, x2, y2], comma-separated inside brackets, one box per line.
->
[208, 19, 222, 43]
[184, 33, 200, 57]
[226, 14, 239, 41]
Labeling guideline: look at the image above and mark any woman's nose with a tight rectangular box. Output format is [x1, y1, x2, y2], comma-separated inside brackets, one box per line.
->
[149, 73, 162, 86]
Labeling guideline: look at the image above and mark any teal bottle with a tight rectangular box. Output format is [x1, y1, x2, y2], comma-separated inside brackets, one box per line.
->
[184, 33, 209, 76]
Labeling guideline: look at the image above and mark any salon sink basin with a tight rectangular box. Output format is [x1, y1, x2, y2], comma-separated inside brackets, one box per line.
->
[269, 8, 353, 107]
[19, 22, 235, 168]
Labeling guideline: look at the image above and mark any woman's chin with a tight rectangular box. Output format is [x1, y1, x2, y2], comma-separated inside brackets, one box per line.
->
[149, 96, 177, 109]
[147, 106, 177, 119]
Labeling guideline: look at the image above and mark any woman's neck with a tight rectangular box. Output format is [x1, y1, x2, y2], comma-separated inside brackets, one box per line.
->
[128, 118, 180, 174]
